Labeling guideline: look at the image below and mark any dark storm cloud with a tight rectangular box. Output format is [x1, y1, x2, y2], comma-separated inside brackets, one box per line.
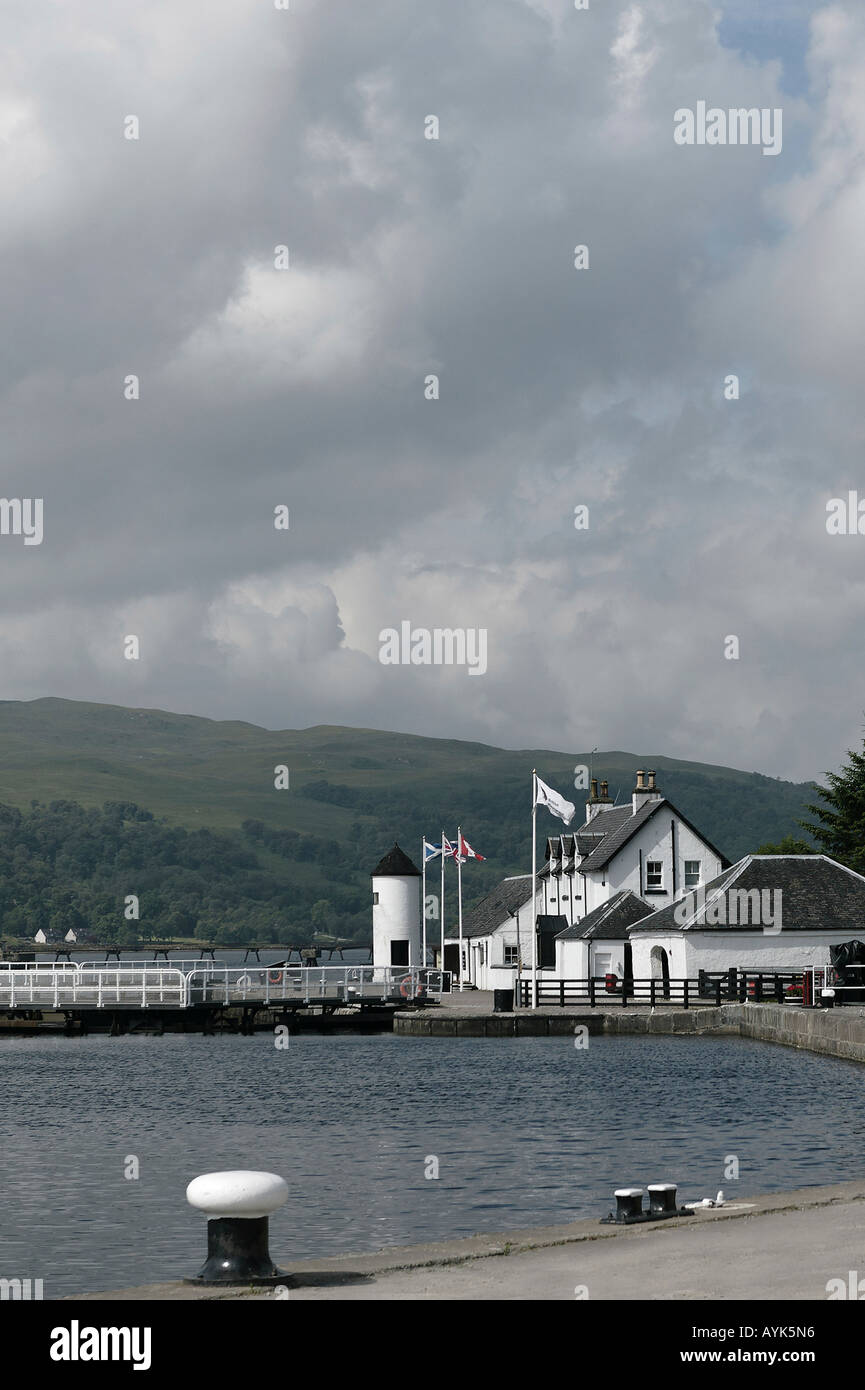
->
[0, 0, 860, 781]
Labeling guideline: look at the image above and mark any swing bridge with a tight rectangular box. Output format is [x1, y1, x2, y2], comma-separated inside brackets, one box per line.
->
[0, 961, 449, 1022]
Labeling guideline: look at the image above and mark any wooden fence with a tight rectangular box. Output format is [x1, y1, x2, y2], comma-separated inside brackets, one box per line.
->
[516, 970, 805, 1009]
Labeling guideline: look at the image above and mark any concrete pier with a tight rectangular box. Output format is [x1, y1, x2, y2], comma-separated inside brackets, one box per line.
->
[394, 993, 865, 1062]
[69, 1178, 865, 1301]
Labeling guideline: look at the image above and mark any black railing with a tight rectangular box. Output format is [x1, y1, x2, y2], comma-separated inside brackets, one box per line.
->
[516, 971, 805, 1009]
[697, 969, 804, 1004]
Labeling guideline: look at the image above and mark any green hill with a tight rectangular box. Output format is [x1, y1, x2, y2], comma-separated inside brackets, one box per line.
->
[0, 697, 818, 944]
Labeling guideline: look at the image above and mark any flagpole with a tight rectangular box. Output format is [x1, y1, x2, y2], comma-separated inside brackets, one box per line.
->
[531, 770, 538, 1009]
[421, 836, 426, 970]
[440, 827, 446, 989]
[457, 825, 464, 991]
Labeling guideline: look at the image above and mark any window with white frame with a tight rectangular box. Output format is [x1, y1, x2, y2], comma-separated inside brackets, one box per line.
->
[504, 945, 519, 965]
[645, 860, 663, 891]
[684, 860, 701, 889]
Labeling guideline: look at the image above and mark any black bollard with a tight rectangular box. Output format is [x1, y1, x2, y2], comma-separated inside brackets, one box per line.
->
[613, 1187, 644, 1222]
[193, 1216, 282, 1283]
[647, 1182, 678, 1217]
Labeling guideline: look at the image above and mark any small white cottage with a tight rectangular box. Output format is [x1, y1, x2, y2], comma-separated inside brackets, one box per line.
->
[627, 854, 865, 983]
[554, 889, 651, 982]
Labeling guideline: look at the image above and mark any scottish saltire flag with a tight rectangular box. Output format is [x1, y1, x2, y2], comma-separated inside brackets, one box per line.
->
[454, 833, 485, 864]
[423, 839, 442, 863]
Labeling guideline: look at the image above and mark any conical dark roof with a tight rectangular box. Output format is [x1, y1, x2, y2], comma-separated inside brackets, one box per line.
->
[371, 843, 421, 878]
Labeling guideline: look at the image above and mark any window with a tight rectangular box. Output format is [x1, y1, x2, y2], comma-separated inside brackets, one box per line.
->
[390, 939, 408, 966]
[372, 892, 379, 905]
[646, 860, 663, 891]
[504, 945, 519, 965]
[684, 860, 701, 889]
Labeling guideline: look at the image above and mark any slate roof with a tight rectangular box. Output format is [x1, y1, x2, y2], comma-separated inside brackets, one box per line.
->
[452, 875, 533, 940]
[626, 855, 865, 933]
[574, 805, 633, 839]
[540, 813, 632, 877]
[577, 797, 729, 874]
[371, 843, 421, 878]
[556, 890, 652, 941]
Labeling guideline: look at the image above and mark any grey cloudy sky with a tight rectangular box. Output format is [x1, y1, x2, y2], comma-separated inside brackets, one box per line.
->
[0, 0, 861, 782]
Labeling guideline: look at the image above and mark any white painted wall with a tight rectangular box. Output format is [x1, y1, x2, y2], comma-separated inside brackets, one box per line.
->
[372, 874, 421, 969]
[540, 869, 582, 926]
[629, 932, 836, 979]
[581, 814, 724, 918]
[556, 936, 629, 980]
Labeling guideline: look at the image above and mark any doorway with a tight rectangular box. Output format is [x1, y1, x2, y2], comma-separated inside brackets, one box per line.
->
[650, 945, 670, 997]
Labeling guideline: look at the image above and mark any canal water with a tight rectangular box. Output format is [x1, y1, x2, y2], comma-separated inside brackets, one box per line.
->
[1, 1031, 863, 1298]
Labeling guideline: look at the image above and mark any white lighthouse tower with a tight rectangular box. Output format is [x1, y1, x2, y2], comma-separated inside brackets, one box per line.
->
[371, 843, 421, 970]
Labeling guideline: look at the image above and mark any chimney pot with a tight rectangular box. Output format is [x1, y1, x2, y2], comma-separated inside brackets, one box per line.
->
[636, 770, 646, 790]
[590, 778, 599, 800]
[600, 780, 609, 799]
[647, 770, 656, 790]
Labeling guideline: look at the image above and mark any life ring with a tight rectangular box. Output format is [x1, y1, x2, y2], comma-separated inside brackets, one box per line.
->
[269, 969, 284, 985]
[399, 976, 413, 999]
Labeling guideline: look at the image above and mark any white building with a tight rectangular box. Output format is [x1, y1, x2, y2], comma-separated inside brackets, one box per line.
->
[449, 769, 727, 988]
[443, 875, 533, 990]
[520, 769, 728, 984]
[371, 843, 421, 970]
[627, 854, 865, 984]
[539, 770, 728, 931]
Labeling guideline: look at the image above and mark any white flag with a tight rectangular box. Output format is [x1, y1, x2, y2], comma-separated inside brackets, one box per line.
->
[534, 775, 576, 825]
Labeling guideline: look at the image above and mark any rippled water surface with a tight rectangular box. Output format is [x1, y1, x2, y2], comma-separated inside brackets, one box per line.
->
[1, 1031, 863, 1297]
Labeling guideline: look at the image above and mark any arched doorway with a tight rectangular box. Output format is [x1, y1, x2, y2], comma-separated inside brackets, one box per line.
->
[650, 945, 670, 998]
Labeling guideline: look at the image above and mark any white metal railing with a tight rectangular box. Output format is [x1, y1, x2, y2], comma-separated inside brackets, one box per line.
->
[0, 964, 449, 1010]
[0, 967, 187, 1009]
[183, 965, 448, 1006]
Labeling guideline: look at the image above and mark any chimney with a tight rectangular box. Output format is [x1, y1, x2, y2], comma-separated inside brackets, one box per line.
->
[632, 768, 662, 815]
[586, 776, 613, 823]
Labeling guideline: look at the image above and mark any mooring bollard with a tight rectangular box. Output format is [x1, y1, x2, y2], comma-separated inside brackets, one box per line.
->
[647, 1182, 678, 1217]
[185, 1170, 289, 1285]
[613, 1187, 644, 1223]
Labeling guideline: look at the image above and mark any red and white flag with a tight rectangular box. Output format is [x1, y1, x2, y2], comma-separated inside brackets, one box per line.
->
[454, 832, 485, 864]
[442, 835, 456, 860]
